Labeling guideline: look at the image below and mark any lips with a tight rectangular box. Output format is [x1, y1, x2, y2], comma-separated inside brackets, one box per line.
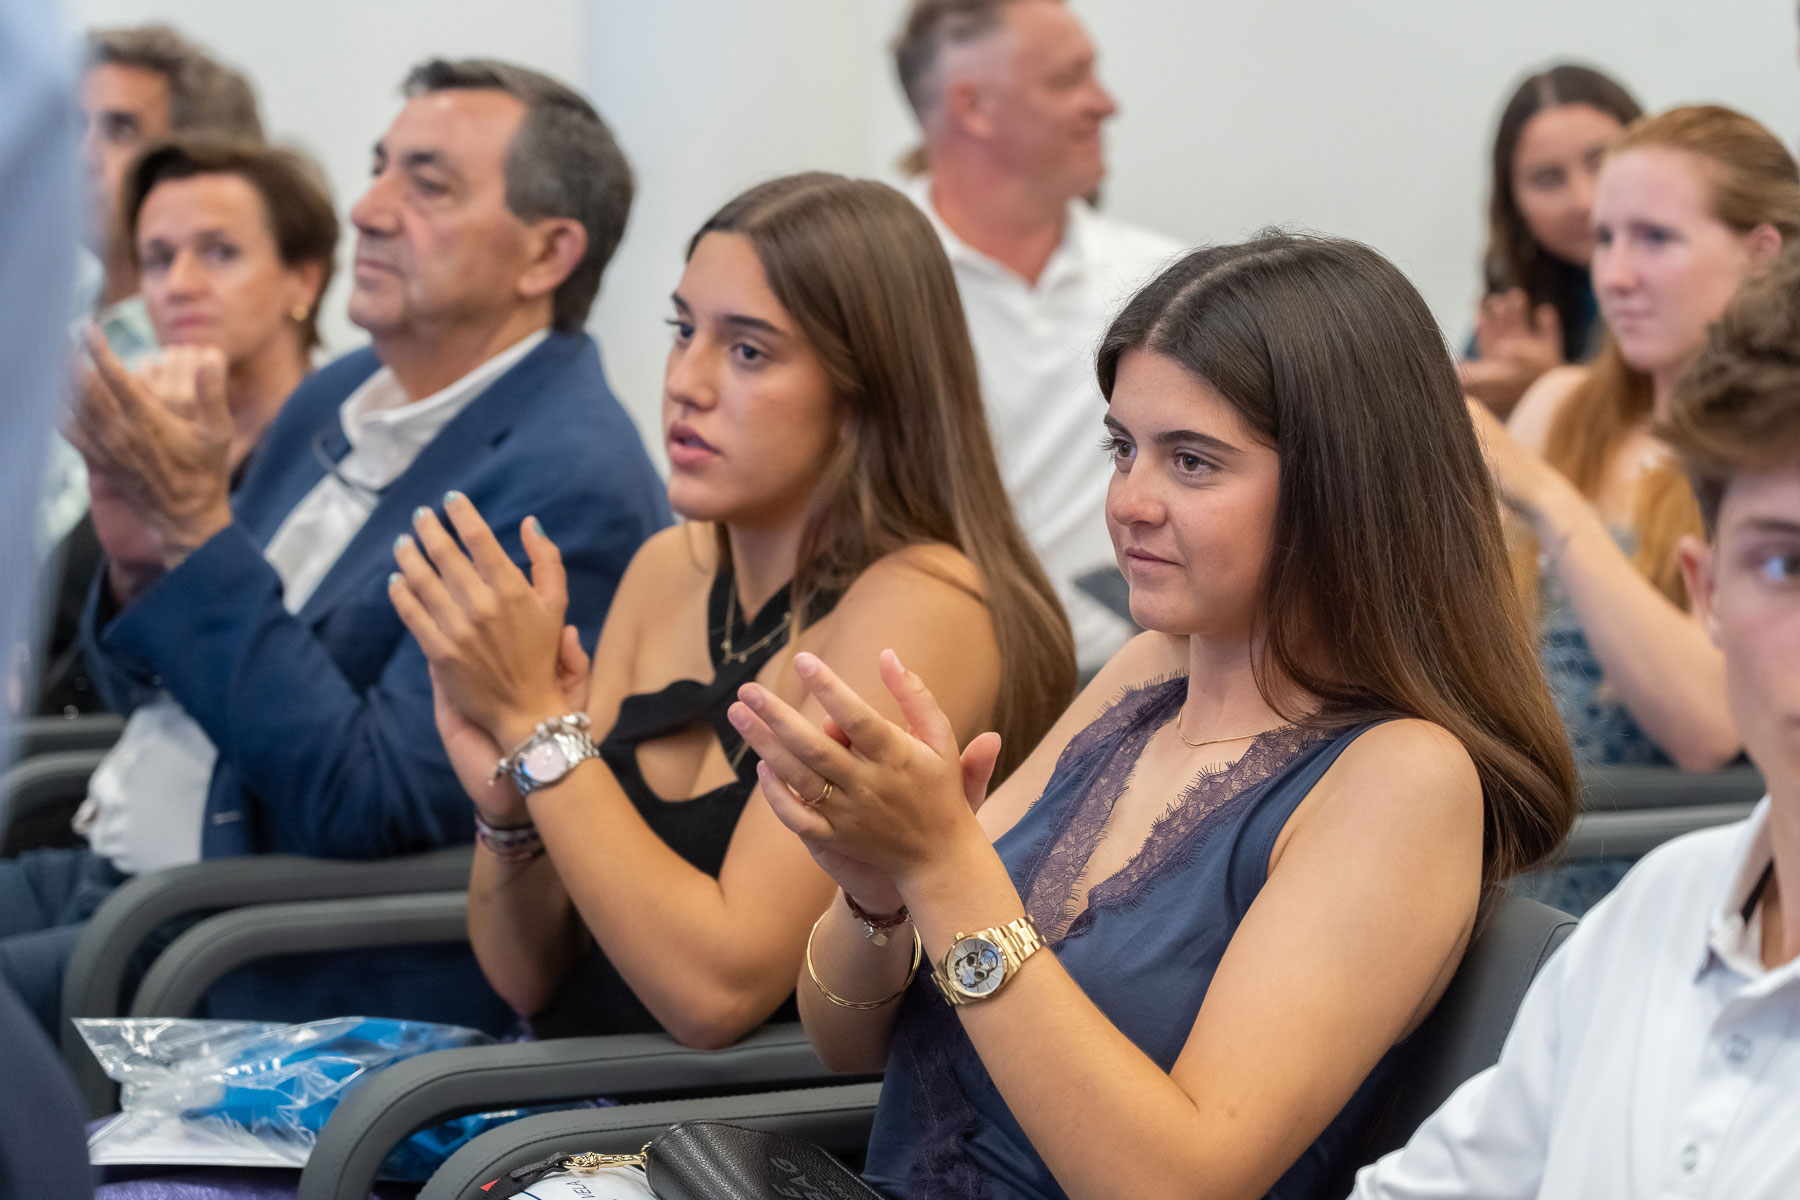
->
[666, 421, 720, 468]
[1122, 547, 1177, 568]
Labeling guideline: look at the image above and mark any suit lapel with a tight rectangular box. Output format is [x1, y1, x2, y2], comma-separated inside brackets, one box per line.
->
[293, 333, 581, 624]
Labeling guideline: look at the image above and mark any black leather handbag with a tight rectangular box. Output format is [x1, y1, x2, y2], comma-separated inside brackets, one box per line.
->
[492, 1121, 883, 1200]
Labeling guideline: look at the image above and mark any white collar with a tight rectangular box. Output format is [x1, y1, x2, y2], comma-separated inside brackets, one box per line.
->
[908, 174, 1089, 290]
[1697, 796, 1779, 981]
[335, 329, 548, 487]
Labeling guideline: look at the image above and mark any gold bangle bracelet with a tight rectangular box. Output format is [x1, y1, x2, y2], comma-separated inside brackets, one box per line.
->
[804, 910, 922, 1010]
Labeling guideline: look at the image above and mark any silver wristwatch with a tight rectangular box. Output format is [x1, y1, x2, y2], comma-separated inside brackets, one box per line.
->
[491, 712, 599, 795]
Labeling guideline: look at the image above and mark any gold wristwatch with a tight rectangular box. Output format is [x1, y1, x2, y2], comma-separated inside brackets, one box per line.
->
[931, 915, 1045, 1005]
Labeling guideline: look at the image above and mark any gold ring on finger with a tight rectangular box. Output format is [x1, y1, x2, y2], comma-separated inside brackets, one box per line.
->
[805, 780, 834, 807]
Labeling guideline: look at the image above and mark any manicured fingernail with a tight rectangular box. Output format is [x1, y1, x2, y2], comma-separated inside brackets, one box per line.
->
[727, 703, 750, 730]
[756, 761, 771, 780]
[394, 534, 412, 553]
[794, 653, 819, 676]
[528, 516, 544, 538]
[412, 506, 430, 523]
[741, 688, 764, 711]
[388, 572, 402, 587]
[445, 490, 464, 506]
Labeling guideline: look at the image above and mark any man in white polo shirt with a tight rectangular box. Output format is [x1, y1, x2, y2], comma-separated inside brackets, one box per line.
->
[893, 0, 1181, 674]
[1351, 254, 1800, 1198]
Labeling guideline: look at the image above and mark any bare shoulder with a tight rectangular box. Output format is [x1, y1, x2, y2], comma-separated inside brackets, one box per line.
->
[846, 541, 984, 597]
[1507, 364, 1589, 453]
[1304, 718, 1481, 839]
[625, 523, 716, 590]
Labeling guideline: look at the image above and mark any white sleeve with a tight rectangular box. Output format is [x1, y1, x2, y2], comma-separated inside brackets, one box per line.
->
[1346, 916, 1590, 1200]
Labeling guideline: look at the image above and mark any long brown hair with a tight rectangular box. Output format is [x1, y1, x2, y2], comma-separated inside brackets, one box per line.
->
[1097, 232, 1577, 884]
[1545, 105, 1800, 607]
[689, 173, 1075, 780]
[1484, 64, 1641, 354]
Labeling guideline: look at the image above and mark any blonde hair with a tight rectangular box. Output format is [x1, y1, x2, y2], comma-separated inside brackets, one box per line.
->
[1540, 105, 1800, 607]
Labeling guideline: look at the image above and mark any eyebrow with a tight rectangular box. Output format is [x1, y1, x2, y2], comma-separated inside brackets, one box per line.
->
[1732, 516, 1800, 537]
[1102, 414, 1240, 455]
[669, 293, 788, 339]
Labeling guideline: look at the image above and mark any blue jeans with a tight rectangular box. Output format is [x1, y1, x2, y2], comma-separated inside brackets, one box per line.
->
[0, 847, 129, 1035]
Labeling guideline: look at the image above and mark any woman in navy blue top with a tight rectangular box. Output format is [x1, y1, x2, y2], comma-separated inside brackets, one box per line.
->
[732, 233, 1580, 1199]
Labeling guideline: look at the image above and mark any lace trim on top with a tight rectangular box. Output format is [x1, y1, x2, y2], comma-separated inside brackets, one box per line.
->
[1020, 676, 1329, 943]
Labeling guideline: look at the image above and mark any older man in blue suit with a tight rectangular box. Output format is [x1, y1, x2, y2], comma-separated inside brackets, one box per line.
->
[0, 58, 669, 1035]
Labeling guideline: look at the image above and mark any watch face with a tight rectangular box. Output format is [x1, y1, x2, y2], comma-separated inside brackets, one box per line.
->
[948, 936, 1007, 998]
[520, 737, 570, 783]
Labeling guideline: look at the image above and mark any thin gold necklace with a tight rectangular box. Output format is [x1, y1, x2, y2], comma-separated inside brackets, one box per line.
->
[1174, 709, 1288, 750]
[720, 584, 793, 665]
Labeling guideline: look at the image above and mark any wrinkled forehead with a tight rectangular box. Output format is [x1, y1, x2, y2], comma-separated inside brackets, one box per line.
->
[376, 88, 528, 179]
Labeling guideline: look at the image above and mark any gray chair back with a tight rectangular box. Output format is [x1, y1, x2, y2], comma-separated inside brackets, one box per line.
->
[1348, 894, 1575, 1171]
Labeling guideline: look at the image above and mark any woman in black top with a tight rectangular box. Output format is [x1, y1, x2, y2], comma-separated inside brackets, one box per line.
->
[391, 173, 1073, 1045]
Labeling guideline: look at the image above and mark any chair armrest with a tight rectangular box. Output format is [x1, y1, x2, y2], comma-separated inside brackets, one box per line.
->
[299, 1023, 851, 1200]
[1560, 802, 1758, 861]
[1578, 765, 1765, 813]
[414, 1082, 884, 1200]
[9, 713, 125, 760]
[61, 846, 473, 1114]
[128, 891, 471, 1018]
[0, 748, 106, 857]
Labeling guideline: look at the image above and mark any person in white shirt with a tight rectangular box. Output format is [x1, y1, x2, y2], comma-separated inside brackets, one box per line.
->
[1350, 249, 1800, 1199]
[892, 0, 1183, 674]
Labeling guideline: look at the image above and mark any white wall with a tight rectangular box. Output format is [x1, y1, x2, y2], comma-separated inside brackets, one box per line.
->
[69, 0, 1800, 456]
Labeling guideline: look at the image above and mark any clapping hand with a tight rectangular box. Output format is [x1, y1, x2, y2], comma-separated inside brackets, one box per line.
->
[66, 327, 234, 575]
[727, 650, 1001, 908]
[389, 492, 571, 755]
[1459, 288, 1566, 418]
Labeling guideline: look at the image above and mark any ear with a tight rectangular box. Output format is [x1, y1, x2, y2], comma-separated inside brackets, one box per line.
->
[286, 259, 326, 315]
[942, 76, 996, 141]
[1745, 222, 1784, 274]
[1677, 532, 1722, 647]
[516, 217, 589, 306]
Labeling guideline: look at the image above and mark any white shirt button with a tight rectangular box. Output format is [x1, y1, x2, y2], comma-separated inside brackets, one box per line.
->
[1724, 1033, 1752, 1064]
[1681, 1142, 1700, 1173]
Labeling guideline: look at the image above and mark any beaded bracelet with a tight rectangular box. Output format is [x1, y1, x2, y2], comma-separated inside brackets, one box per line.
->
[844, 892, 911, 946]
[474, 811, 545, 861]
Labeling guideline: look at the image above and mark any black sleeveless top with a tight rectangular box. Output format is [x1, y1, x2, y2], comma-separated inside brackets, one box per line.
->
[530, 568, 842, 1038]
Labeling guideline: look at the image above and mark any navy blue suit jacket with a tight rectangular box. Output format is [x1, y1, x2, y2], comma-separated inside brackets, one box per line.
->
[85, 330, 670, 861]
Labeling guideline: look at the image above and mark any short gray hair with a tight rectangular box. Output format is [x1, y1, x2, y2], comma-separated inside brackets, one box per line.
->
[892, 0, 1041, 119]
[404, 58, 633, 332]
[86, 24, 263, 140]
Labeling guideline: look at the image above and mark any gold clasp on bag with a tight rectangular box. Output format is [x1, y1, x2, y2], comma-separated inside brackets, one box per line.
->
[561, 1144, 651, 1173]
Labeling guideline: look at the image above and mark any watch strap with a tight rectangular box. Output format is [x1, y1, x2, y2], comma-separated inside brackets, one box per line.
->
[931, 914, 1045, 1005]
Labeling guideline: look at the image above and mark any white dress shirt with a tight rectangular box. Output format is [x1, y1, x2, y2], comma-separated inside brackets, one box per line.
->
[75, 331, 546, 874]
[1351, 798, 1800, 1200]
[909, 179, 1182, 674]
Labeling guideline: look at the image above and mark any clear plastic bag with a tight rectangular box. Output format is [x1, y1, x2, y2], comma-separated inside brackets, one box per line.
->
[81, 1016, 493, 1170]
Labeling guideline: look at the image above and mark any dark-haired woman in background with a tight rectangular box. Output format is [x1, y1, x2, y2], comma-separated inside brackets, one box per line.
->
[1460, 64, 1642, 417]
[392, 173, 1073, 1047]
[735, 232, 1578, 1200]
[38, 137, 335, 717]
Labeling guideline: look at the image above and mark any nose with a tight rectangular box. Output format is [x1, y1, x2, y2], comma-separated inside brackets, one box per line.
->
[1592, 239, 1636, 296]
[1569, 172, 1596, 225]
[1091, 79, 1119, 121]
[1105, 456, 1163, 529]
[164, 248, 206, 296]
[350, 169, 401, 239]
[662, 336, 718, 414]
